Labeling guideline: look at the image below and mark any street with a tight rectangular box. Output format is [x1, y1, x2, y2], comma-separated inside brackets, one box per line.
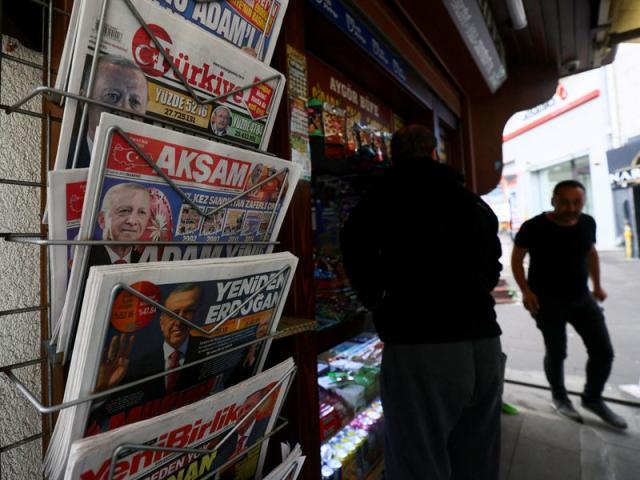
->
[497, 235, 640, 394]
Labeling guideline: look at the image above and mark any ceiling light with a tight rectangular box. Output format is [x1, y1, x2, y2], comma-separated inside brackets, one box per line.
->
[506, 0, 528, 30]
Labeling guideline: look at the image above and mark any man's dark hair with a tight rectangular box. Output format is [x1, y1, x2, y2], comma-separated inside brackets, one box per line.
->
[553, 180, 586, 195]
[390, 124, 437, 160]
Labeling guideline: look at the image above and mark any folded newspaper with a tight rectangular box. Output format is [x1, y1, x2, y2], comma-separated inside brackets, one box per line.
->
[47, 168, 89, 335]
[55, 0, 286, 171]
[263, 443, 305, 480]
[55, 0, 288, 95]
[45, 253, 298, 479]
[63, 358, 296, 480]
[54, 113, 300, 355]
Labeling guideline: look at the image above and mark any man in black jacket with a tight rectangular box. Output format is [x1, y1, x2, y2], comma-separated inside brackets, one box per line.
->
[341, 125, 504, 480]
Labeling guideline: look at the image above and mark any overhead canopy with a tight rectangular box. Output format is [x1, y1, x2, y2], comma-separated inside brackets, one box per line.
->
[610, 0, 640, 43]
[385, 0, 640, 193]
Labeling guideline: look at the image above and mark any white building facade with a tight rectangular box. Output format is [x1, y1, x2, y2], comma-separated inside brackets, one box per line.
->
[492, 44, 640, 251]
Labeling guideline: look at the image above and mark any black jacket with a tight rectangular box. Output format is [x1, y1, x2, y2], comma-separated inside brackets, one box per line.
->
[340, 157, 502, 343]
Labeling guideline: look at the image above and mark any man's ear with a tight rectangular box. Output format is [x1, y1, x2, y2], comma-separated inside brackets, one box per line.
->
[98, 211, 106, 230]
[551, 196, 556, 207]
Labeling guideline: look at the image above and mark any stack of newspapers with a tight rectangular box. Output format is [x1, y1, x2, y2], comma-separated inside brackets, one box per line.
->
[263, 444, 306, 480]
[44, 1, 304, 479]
[62, 359, 296, 479]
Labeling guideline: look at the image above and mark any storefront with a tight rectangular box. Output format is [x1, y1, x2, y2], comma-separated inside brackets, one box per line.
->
[1, 1, 631, 480]
[607, 138, 640, 256]
[266, 1, 563, 478]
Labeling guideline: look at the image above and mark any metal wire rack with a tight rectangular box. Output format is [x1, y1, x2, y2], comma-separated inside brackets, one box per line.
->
[0, 1, 63, 477]
[0, 2, 316, 478]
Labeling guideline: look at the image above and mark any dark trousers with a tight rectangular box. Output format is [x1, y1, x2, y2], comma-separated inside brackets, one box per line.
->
[535, 294, 614, 402]
[380, 337, 503, 480]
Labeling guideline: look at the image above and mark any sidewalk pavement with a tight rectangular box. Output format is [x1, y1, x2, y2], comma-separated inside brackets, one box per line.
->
[501, 381, 640, 480]
[497, 234, 640, 389]
[497, 234, 640, 479]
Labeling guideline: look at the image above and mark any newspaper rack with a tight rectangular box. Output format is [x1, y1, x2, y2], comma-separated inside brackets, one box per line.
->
[4, 356, 296, 480]
[105, 364, 296, 480]
[1, 265, 296, 480]
[0, 120, 293, 357]
[2, 262, 293, 410]
[0, 121, 292, 245]
[68, 123, 291, 357]
[1, 263, 297, 478]
[0, 0, 300, 475]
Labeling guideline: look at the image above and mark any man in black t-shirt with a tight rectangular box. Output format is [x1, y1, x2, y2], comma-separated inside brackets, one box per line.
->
[512, 180, 626, 429]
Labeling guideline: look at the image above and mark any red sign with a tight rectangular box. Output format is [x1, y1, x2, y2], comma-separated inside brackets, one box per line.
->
[66, 181, 86, 221]
[245, 76, 275, 120]
[107, 131, 252, 190]
[306, 54, 395, 131]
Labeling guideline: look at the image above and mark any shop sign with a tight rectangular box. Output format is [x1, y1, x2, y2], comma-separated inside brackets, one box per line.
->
[503, 78, 601, 142]
[443, 0, 507, 92]
[306, 54, 395, 131]
[307, 0, 411, 92]
[610, 165, 640, 189]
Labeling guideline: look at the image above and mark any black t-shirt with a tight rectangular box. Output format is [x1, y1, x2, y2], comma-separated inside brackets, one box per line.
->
[515, 213, 596, 300]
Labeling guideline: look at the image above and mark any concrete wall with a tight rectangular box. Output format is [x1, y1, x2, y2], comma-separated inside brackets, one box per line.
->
[608, 43, 640, 145]
[0, 36, 44, 479]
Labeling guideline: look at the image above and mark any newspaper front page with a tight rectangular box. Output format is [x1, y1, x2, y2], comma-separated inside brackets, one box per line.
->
[55, 0, 288, 94]
[64, 358, 296, 480]
[55, 113, 300, 354]
[150, 0, 289, 64]
[48, 169, 89, 334]
[45, 253, 298, 479]
[55, 0, 285, 172]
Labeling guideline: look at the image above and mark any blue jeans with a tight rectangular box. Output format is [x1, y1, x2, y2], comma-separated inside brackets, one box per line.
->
[381, 337, 503, 480]
[534, 294, 614, 402]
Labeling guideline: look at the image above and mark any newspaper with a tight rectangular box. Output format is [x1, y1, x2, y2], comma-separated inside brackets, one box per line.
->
[54, 0, 81, 94]
[55, 0, 288, 95]
[54, 0, 285, 172]
[45, 253, 298, 479]
[48, 169, 89, 335]
[263, 444, 305, 480]
[63, 358, 296, 480]
[55, 113, 300, 355]
[150, 0, 289, 64]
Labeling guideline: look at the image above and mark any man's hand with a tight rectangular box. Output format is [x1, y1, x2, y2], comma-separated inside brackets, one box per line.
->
[522, 289, 540, 315]
[592, 285, 607, 302]
[94, 335, 135, 393]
